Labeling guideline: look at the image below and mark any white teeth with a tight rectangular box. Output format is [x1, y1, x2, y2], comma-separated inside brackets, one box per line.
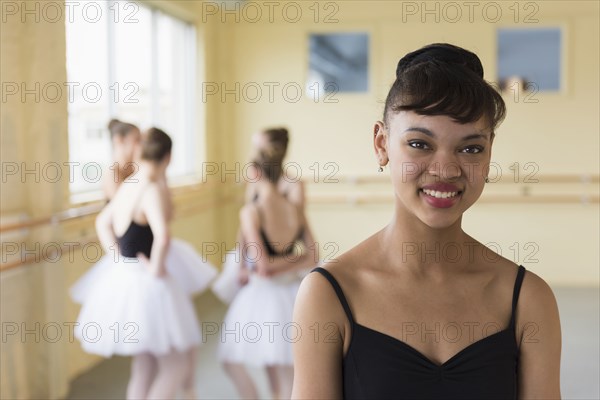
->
[422, 189, 459, 199]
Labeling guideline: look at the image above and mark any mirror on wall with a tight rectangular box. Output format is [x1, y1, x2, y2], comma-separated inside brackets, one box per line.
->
[306, 32, 369, 98]
[497, 27, 562, 93]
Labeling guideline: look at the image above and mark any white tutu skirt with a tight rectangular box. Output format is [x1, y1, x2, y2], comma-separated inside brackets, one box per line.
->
[211, 248, 315, 304]
[211, 250, 245, 304]
[165, 239, 218, 296]
[71, 238, 218, 303]
[217, 273, 301, 366]
[70, 239, 217, 357]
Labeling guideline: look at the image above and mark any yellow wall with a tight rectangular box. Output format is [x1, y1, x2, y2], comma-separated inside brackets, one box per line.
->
[0, 1, 598, 398]
[216, 0, 599, 285]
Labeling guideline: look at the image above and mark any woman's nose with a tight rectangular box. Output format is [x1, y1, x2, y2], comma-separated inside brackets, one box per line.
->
[426, 152, 462, 180]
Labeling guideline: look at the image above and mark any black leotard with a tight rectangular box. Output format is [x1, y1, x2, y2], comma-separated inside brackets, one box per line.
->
[253, 192, 304, 256]
[117, 220, 154, 258]
[312, 265, 526, 399]
[259, 226, 304, 256]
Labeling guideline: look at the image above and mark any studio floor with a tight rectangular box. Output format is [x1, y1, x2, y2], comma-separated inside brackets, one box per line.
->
[66, 287, 600, 399]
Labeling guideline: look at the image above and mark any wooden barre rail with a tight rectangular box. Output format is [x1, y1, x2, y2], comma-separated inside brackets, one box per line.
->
[1, 234, 99, 272]
[0, 203, 104, 233]
[0, 192, 241, 272]
[0, 180, 236, 234]
[1, 174, 597, 233]
[317, 174, 599, 185]
[308, 193, 600, 205]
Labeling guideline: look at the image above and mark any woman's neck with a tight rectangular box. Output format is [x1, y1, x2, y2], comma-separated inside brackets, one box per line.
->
[112, 148, 131, 168]
[257, 176, 278, 192]
[137, 161, 165, 182]
[380, 208, 472, 277]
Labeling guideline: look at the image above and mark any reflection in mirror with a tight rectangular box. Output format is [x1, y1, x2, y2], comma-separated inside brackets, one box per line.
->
[497, 28, 562, 92]
[307, 32, 369, 98]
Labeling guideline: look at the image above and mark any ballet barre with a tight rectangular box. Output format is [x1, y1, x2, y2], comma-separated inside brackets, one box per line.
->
[308, 174, 599, 185]
[305, 193, 600, 206]
[0, 180, 227, 234]
[303, 173, 599, 205]
[0, 203, 104, 234]
[0, 234, 99, 272]
[0, 188, 237, 272]
[1, 173, 596, 233]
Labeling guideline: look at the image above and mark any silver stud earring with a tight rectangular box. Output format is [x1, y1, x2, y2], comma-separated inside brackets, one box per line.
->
[485, 177, 490, 183]
[378, 166, 384, 172]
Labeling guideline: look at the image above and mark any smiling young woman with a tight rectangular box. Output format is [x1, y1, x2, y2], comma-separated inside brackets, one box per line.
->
[291, 43, 561, 399]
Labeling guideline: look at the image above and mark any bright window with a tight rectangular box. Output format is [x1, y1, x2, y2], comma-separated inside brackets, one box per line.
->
[66, 1, 197, 196]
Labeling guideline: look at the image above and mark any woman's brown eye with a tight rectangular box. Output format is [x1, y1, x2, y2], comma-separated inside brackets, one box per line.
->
[408, 141, 430, 150]
[462, 146, 484, 154]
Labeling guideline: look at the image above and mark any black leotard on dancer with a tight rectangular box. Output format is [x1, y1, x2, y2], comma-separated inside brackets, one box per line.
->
[311, 265, 526, 399]
[253, 192, 303, 257]
[258, 226, 304, 257]
[117, 221, 154, 258]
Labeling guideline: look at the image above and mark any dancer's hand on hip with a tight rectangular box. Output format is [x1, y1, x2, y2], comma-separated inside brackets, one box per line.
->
[136, 252, 166, 278]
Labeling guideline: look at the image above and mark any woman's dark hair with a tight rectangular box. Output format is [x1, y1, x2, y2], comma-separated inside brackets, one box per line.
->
[141, 127, 172, 162]
[384, 43, 506, 134]
[108, 119, 139, 139]
[253, 127, 289, 183]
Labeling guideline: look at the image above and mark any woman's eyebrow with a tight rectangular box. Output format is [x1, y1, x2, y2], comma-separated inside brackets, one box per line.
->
[403, 127, 435, 137]
[404, 127, 489, 141]
[461, 133, 489, 141]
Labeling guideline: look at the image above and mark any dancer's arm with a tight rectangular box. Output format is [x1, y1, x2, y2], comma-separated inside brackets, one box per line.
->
[240, 167, 259, 270]
[95, 200, 118, 254]
[239, 206, 316, 276]
[244, 180, 258, 204]
[141, 184, 171, 276]
[235, 229, 251, 285]
[266, 213, 319, 276]
[517, 271, 562, 398]
[292, 269, 344, 398]
[101, 167, 119, 201]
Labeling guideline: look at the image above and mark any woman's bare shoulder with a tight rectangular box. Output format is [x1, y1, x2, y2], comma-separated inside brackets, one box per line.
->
[516, 268, 560, 336]
[314, 234, 380, 290]
[279, 178, 305, 204]
[294, 263, 348, 338]
[239, 202, 259, 221]
[297, 236, 371, 306]
[474, 244, 559, 344]
[137, 181, 163, 201]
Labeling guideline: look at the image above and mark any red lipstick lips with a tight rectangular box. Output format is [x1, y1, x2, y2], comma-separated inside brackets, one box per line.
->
[419, 183, 462, 208]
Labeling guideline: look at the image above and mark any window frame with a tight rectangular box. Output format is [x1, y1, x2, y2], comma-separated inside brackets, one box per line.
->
[66, 0, 201, 205]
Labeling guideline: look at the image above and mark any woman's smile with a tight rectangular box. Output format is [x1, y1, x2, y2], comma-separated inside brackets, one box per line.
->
[419, 182, 463, 208]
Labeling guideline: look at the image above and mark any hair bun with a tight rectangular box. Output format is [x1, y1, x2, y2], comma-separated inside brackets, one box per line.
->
[256, 127, 290, 183]
[396, 43, 484, 78]
[108, 119, 121, 130]
[141, 127, 172, 162]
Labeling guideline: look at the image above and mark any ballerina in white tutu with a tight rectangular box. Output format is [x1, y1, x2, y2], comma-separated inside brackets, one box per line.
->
[71, 128, 214, 399]
[218, 128, 318, 400]
[211, 133, 312, 304]
[71, 119, 144, 305]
